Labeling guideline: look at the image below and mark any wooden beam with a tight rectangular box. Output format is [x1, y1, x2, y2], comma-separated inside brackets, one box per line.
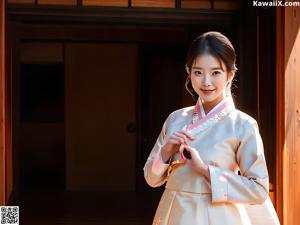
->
[17, 23, 189, 41]
[5, 6, 237, 25]
[0, 0, 6, 206]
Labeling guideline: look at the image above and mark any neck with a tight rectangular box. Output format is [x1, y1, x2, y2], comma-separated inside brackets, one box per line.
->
[202, 95, 226, 114]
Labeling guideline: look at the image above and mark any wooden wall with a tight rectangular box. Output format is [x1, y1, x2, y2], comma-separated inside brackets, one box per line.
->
[284, 5, 300, 225]
[277, 4, 300, 225]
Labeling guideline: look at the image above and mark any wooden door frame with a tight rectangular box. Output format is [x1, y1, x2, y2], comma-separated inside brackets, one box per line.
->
[0, 0, 5, 206]
[0, 0, 15, 205]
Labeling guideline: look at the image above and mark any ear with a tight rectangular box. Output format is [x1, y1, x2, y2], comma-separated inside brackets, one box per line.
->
[227, 71, 235, 82]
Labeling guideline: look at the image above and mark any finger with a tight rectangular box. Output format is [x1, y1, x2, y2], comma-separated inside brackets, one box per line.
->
[169, 139, 181, 145]
[180, 151, 186, 161]
[174, 132, 188, 144]
[184, 145, 205, 165]
[179, 145, 187, 160]
[179, 144, 185, 154]
[177, 131, 195, 140]
[183, 145, 198, 158]
[171, 135, 185, 145]
[183, 145, 197, 153]
[178, 130, 195, 139]
[170, 138, 186, 147]
[183, 144, 192, 151]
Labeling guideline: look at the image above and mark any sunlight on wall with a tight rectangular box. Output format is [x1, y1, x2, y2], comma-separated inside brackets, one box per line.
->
[283, 9, 300, 224]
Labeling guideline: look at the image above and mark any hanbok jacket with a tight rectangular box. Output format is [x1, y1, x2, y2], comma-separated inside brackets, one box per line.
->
[144, 96, 280, 225]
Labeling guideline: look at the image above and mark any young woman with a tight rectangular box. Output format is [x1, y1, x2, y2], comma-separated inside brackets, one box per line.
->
[143, 31, 280, 225]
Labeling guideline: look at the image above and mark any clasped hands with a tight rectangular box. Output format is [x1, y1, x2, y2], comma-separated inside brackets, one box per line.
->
[161, 130, 211, 181]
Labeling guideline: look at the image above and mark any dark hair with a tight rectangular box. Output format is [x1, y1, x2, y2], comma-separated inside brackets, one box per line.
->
[185, 31, 238, 100]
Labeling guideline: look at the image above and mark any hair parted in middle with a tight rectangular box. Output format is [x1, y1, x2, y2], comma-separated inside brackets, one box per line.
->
[185, 31, 238, 100]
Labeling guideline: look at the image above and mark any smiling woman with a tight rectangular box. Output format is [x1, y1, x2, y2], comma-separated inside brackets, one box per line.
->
[144, 31, 280, 225]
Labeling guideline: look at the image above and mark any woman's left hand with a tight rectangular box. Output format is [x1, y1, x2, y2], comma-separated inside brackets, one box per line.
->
[179, 144, 210, 181]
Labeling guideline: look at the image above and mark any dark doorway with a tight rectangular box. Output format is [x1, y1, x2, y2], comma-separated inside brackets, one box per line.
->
[20, 63, 65, 191]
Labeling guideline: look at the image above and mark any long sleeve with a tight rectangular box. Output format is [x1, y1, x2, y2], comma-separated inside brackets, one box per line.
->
[208, 119, 269, 204]
[143, 115, 171, 188]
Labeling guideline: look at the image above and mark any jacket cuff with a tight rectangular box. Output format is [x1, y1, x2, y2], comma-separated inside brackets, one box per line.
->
[151, 151, 170, 176]
[208, 165, 229, 202]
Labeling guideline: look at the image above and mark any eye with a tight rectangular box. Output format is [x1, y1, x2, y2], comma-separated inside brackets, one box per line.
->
[193, 70, 202, 76]
[212, 71, 221, 76]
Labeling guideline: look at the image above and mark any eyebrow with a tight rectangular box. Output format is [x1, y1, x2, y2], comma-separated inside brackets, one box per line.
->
[192, 66, 224, 71]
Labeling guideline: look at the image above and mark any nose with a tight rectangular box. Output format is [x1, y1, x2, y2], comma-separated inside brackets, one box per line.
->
[202, 74, 212, 86]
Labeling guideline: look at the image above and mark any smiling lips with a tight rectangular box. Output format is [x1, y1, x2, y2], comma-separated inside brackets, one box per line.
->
[201, 89, 215, 95]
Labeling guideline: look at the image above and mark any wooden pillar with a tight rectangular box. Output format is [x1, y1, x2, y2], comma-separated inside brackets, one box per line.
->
[284, 5, 300, 225]
[0, 0, 5, 205]
[277, 3, 300, 225]
[0, 0, 14, 206]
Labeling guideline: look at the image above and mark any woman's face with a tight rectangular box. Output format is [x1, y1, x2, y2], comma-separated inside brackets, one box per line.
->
[190, 54, 234, 110]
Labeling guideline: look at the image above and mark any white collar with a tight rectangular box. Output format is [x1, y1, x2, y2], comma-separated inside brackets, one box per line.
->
[198, 96, 229, 117]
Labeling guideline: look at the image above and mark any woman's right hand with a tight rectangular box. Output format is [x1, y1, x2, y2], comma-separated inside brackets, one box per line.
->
[161, 131, 195, 163]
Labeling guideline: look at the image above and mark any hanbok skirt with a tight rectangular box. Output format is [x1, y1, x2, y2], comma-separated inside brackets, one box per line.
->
[152, 188, 280, 225]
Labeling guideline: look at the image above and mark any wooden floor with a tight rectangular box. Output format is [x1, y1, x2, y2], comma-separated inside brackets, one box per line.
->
[18, 185, 156, 225]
